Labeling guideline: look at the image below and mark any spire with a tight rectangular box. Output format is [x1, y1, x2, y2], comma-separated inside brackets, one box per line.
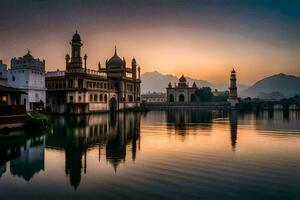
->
[114, 46, 117, 56]
[27, 49, 31, 55]
[192, 82, 197, 88]
[132, 57, 137, 67]
[84, 54, 87, 69]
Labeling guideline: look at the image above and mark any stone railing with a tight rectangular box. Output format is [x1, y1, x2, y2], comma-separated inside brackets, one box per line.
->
[66, 68, 107, 77]
[46, 70, 65, 77]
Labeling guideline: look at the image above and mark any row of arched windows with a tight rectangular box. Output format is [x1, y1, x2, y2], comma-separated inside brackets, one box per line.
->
[90, 93, 108, 103]
[47, 82, 66, 89]
[126, 84, 139, 92]
[168, 94, 196, 102]
[87, 81, 113, 90]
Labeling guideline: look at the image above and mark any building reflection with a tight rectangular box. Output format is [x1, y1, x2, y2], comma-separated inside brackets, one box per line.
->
[229, 110, 238, 151]
[0, 135, 45, 181]
[165, 109, 226, 135]
[250, 110, 300, 131]
[46, 112, 141, 189]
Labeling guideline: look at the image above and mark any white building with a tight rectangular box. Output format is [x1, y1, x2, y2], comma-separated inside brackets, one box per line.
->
[8, 51, 46, 111]
[141, 92, 167, 103]
[0, 60, 8, 85]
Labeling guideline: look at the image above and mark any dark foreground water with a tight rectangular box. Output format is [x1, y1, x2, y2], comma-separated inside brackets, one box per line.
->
[0, 110, 300, 200]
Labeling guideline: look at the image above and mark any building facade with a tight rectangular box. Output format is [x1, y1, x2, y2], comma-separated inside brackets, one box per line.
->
[166, 75, 198, 102]
[7, 51, 46, 111]
[141, 92, 166, 103]
[46, 32, 141, 114]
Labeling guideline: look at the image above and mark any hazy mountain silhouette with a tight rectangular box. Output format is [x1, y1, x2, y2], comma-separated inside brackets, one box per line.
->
[240, 73, 300, 98]
[141, 71, 248, 93]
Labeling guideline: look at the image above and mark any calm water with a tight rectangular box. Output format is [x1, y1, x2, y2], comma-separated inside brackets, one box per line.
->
[0, 110, 300, 200]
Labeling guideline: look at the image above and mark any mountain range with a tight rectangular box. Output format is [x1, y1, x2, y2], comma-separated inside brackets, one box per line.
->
[141, 71, 300, 99]
[240, 73, 300, 98]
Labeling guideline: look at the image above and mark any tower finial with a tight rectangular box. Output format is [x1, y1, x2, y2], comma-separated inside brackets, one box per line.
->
[27, 49, 31, 55]
[114, 45, 117, 56]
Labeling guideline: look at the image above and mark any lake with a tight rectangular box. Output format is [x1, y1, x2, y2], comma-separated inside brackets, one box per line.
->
[0, 110, 300, 199]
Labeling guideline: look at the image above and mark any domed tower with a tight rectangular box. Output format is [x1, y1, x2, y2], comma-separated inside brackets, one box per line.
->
[228, 68, 239, 106]
[69, 31, 83, 69]
[178, 75, 187, 87]
[105, 46, 126, 79]
[107, 46, 125, 69]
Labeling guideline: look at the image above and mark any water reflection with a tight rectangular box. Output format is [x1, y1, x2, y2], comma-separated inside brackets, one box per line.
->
[229, 110, 238, 151]
[46, 112, 141, 189]
[0, 135, 45, 181]
[0, 110, 300, 199]
[165, 109, 227, 134]
[239, 110, 300, 131]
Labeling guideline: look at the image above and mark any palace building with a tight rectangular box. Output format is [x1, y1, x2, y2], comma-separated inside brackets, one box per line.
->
[166, 75, 198, 102]
[8, 51, 46, 111]
[46, 31, 141, 114]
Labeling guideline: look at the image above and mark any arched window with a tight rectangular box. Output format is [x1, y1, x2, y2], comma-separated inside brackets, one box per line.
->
[179, 94, 185, 102]
[78, 96, 82, 102]
[128, 95, 133, 102]
[94, 94, 98, 102]
[169, 94, 174, 102]
[12, 76, 15, 81]
[90, 94, 93, 102]
[104, 94, 107, 102]
[68, 79, 73, 88]
[100, 94, 103, 102]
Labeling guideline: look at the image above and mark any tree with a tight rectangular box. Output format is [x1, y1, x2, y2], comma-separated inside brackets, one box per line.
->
[195, 87, 213, 102]
[213, 91, 229, 102]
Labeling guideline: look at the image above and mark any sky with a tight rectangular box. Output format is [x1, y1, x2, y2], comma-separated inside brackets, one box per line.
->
[0, 0, 300, 85]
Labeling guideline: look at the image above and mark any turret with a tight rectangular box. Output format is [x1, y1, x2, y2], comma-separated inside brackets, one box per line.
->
[98, 62, 101, 71]
[65, 54, 70, 69]
[132, 57, 137, 79]
[84, 54, 87, 70]
[69, 30, 83, 69]
[138, 66, 141, 79]
[123, 57, 126, 67]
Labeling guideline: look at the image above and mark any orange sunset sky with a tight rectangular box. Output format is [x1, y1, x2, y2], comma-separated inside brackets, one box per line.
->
[1, 0, 300, 85]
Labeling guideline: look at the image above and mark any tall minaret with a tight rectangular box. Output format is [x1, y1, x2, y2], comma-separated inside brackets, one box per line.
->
[69, 30, 83, 69]
[228, 68, 239, 107]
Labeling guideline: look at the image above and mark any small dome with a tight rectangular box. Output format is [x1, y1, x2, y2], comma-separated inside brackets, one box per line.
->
[179, 75, 186, 82]
[72, 31, 81, 42]
[23, 50, 34, 60]
[107, 46, 125, 69]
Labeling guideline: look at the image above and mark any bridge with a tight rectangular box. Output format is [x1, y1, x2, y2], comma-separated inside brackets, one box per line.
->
[239, 99, 300, 111]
